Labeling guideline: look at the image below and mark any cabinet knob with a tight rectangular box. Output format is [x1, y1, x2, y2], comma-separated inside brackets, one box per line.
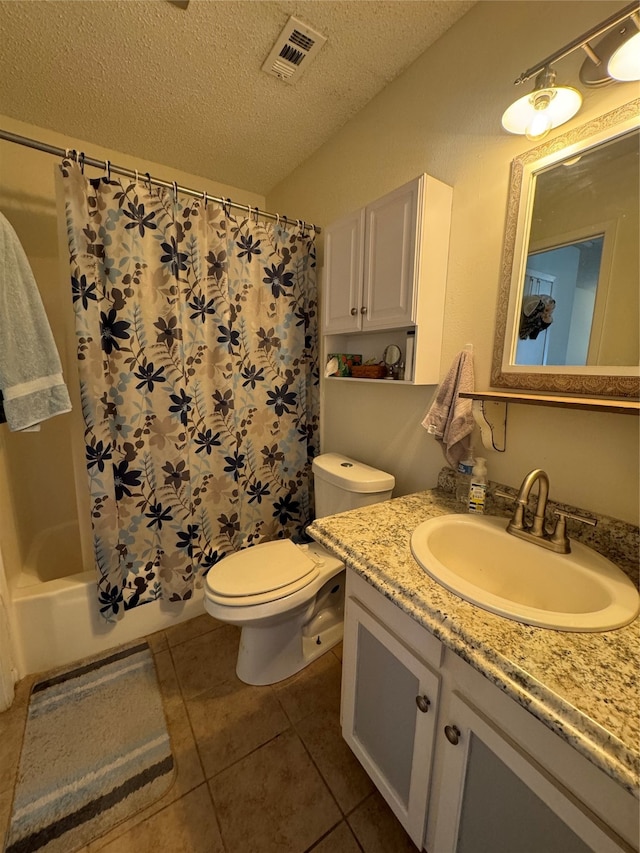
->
[444, 724, 461, 745]
[360, 306, 367, 314]
[350, 307, 358, 316]
[415, 694, 431, 713]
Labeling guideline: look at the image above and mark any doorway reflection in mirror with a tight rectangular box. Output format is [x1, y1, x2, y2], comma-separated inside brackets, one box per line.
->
[516, 235, 605, 366]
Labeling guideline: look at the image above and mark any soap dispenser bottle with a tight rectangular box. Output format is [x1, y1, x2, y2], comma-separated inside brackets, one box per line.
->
[468, 457, 488, 514]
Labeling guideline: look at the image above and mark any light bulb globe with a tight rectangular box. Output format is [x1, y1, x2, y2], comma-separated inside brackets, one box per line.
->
[525, 110, 553, 141]
[608, 30, 640, 81]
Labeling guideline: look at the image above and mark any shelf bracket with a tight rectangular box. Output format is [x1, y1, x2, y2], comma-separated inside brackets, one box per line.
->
[472, 399, 507, 453]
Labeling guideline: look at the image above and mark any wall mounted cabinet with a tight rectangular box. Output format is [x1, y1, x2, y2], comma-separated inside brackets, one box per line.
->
[323, 174, 452, 385]
[342, 571, 637, 852]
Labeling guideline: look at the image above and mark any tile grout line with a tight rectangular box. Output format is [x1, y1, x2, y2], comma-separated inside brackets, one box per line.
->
[1, 675, 39, 852]
[164, 628, 233, 851]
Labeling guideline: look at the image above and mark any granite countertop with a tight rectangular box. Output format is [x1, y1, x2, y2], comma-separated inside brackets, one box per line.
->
[308, 488, 640, 798]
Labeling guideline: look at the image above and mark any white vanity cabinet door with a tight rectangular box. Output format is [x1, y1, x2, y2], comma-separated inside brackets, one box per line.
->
[323, 208, 365, 333]
[428, 691, 627, 853]
[341, 595, 440, 849]
[362, 178, 419, 331]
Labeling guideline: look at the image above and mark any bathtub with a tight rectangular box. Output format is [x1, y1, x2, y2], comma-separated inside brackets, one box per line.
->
[11, 521, 205, 676]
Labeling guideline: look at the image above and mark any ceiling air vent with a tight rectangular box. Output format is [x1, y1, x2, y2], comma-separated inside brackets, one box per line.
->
[262, 16, 327, 83]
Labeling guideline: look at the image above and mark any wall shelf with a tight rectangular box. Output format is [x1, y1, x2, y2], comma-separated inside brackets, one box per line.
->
[325, 376, 413, 385]
[460, 390, 639, 415]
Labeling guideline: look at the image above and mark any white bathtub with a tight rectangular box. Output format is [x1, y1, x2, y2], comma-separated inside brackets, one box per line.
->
[11, 521, 205, 676]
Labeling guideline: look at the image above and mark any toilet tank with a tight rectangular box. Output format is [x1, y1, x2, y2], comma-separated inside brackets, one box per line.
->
[312, 453, 395, 518]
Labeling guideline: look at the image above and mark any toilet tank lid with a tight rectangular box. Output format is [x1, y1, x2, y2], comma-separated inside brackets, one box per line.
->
[312, 453, 395, 494]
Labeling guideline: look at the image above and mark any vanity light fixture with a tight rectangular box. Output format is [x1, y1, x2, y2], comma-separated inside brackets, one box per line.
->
[503, 2, 640, 140]
[501, 68, 582, 141]
[581, 11, 640, 86]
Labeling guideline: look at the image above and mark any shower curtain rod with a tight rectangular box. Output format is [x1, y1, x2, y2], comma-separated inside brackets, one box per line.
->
[0, 128, 321, 234]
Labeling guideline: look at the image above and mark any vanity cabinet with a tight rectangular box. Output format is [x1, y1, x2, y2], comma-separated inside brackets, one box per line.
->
[342, 571, 638, 853]
[323, 174, 452, 384]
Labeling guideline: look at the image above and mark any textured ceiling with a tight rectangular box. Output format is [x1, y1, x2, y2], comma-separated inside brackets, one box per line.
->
[0, 0, 475, 194]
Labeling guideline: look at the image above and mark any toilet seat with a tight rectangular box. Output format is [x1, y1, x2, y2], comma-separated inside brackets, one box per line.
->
[205, 539, 320, 607]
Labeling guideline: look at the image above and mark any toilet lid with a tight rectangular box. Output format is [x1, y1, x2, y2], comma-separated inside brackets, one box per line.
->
[205, 539, 319, 599]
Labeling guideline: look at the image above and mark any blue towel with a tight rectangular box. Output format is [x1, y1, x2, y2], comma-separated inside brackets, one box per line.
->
[0, 212, 71, 431]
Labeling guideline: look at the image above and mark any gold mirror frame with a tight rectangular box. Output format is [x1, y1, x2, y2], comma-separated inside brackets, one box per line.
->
[492, 99, 640, 398]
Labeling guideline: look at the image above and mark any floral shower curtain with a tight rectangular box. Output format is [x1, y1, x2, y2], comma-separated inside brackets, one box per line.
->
[58, 160, 319, 621]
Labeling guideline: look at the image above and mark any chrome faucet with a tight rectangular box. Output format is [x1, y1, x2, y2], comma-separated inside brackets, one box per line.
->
[496, 469, 596, 554]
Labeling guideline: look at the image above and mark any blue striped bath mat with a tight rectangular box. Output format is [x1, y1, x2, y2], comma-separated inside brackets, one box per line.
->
[6, 642, 175, 853]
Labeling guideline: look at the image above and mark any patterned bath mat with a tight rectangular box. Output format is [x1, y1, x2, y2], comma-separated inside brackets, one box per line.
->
[6, 642, 175, 853]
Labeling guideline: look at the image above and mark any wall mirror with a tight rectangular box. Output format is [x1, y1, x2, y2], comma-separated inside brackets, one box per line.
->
[492, 99, 639, 397]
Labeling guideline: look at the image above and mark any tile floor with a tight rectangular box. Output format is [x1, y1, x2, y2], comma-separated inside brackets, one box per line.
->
[1, 613, 417, 852]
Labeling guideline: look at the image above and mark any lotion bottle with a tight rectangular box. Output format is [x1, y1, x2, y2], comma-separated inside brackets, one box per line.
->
[468, 457, 488, 514]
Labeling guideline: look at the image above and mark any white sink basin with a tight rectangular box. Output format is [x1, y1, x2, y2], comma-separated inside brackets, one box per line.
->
[410, 514, 639, 632]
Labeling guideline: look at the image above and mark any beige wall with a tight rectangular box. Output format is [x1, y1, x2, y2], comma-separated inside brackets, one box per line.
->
[267, 1, 640, 525]
[0, 115, 264, 585]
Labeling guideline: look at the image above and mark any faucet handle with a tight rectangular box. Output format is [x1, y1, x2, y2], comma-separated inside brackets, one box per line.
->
[553, 509, 597, 528]
[551, 510, 597, 552]
[494, 489, 527, 530]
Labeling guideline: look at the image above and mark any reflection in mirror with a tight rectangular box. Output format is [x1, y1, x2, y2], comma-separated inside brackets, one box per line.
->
[516, 237, 605, 366]
[516, 132, 638, 367]
[492, 100, 640, 397]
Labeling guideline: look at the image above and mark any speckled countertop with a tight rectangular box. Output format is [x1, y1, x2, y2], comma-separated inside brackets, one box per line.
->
[308, 482, 640, 798]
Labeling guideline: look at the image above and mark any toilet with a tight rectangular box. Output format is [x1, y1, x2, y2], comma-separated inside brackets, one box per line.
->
[204, 453, 395, 685]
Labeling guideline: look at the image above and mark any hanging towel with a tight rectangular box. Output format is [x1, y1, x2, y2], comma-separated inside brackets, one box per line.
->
[421, 348, 474, 469]
[0, 212, 71, 431]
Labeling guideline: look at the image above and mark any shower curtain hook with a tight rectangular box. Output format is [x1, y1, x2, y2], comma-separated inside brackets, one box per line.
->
[104, 160, 111, 182]
[78, 152, 85, 174]
[145, 172, 152, 191]
[134, 169, 139, 186]
[172, 181, 179, 203]
[202, 189, 208, 208]
[275, 212, 280, 226]
[253, 206, 260, 223]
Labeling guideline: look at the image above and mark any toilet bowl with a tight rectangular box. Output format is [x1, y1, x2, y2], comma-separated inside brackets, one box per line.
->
[204, 453, 395, 685]
[205, 539, 345, 685]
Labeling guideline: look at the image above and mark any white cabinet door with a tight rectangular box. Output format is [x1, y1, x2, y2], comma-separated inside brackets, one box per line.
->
[341, 596, 440, 849]
[429, 691, 627, 853]
[363, 177, 419, 331]
[323, 208, 365, 333]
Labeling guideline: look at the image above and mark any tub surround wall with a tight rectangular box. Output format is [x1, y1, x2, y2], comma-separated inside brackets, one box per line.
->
[308, 481, 640, 797]
[267, 0, 640, 526]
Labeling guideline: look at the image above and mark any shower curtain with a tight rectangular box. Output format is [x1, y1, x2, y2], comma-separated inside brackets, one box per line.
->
[58, 160, 319, 621]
